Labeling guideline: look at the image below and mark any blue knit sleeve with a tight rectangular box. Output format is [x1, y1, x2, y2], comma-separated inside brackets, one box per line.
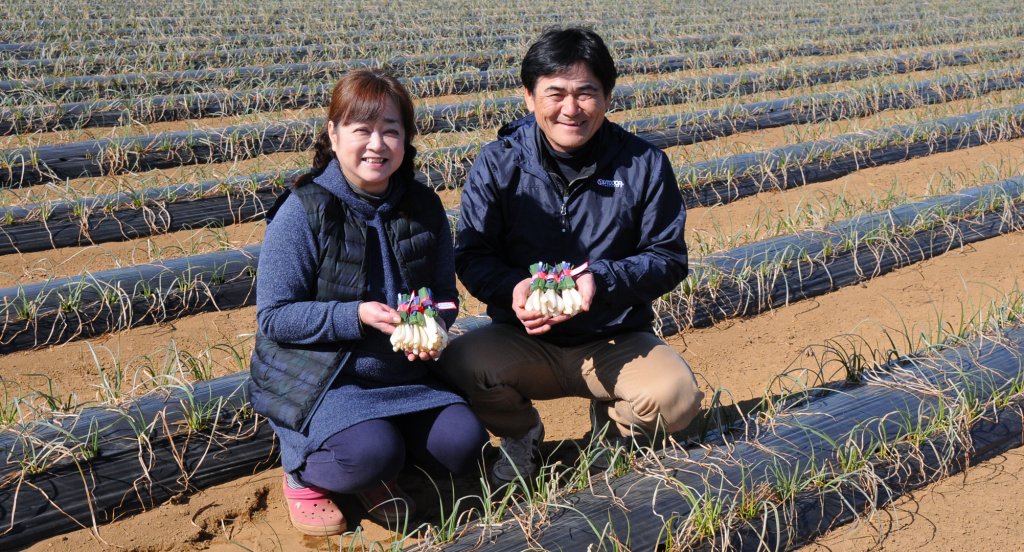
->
[256, 193, 363, 344]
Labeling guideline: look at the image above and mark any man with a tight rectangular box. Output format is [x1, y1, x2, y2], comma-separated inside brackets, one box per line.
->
[440, 27, 703, 484]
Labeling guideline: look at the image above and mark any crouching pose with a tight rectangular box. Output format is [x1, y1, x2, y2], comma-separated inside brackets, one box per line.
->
[439, 28, 704, 484]
[249, 69, 487, 535]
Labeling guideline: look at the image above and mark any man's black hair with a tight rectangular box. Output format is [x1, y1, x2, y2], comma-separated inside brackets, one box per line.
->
[520, 27, 617, 96]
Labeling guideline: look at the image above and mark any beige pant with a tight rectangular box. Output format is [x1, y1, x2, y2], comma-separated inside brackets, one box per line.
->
[437, 324, 704, 439]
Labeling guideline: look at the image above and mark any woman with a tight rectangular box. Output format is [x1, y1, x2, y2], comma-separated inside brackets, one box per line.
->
[249, 69, 487, 535]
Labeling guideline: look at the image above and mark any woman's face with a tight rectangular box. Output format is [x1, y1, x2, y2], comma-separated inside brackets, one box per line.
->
[328, 98, 406, 195]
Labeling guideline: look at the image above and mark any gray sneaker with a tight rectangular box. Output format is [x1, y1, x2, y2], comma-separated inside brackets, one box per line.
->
[587, 401, 660, 473]
[589, 434, 644, 473]
[491, 420, 545, 485]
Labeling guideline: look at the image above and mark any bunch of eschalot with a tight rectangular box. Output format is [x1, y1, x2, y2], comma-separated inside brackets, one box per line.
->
[524, 261, 585, 317]
[390, 287, 450, 354]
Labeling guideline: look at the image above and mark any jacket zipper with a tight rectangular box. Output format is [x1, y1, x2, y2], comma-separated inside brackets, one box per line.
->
[300, 350, 353, 433]
[560, 175, 589, 233]
[560, 196, 569, 232]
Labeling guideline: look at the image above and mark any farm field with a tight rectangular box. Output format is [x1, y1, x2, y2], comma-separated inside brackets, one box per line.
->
[3, 0, 1024, 550]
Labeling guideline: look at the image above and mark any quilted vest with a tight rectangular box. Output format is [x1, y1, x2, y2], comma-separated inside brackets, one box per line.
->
[248, 180, 437, 431]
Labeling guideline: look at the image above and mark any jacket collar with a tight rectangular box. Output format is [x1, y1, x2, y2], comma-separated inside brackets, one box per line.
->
[498, 114, 625, 181]
[312, 159, 406, 219]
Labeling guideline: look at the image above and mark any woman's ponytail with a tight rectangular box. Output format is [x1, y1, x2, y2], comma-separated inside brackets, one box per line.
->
[292, 130, 334, 188]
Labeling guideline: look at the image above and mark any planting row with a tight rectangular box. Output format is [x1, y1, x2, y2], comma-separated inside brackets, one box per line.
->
[659, 176, 1024, 334]
[2, 43, 1016, 188]
[0, 10, 970, 46]
[2, 76, 1021, 255]
[1, 177, 1022, 546]
[440, 324, 1024, 550]
[0, 20, 798, 79]
[0, 4, 931, 34]
[0, 33, 526, 67]
[0, 313, 489, 548]
[1, 20, 1009, 81]
[0, 32, 981, 131]
[0, 44, 524, 82]
[0, 171, 1020, 356]
[675, 102, 1024, 207]
[8, 6, 1019, 48]
[0, 17, 1003, 63]
[6, 31, 1012, 112]
[0, 245, 258, 354]
[0, 54, 517, 106]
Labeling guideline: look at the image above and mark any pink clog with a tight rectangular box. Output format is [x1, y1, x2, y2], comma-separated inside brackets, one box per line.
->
[282, 475, 346, 536]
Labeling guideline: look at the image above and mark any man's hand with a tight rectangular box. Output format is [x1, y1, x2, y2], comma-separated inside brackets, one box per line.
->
[575, 272, 596, 312]
[512, 277, 570, 334]
[358, 301, 401, 334]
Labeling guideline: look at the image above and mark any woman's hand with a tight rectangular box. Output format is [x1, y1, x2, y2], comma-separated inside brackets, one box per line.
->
[358, 301, 401, 335]
[364, 301, 447, 362]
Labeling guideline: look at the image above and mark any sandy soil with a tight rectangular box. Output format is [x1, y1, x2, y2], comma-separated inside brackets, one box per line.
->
[8, 39, 1024, 552]
[799, 448, 1024, 551]
[17, 215, 1024, 551]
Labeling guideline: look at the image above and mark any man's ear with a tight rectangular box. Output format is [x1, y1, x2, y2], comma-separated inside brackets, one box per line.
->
[523, 87, 536, 113]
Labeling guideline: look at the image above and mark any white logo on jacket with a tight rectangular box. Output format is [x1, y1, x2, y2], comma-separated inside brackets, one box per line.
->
[597, 178, 624, 188]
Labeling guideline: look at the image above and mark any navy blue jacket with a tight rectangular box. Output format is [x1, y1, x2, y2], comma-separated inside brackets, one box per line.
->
[455, 115, 688, 346]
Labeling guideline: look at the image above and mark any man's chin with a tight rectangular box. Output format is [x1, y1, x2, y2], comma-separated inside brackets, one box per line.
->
[550, 134, 592, 151]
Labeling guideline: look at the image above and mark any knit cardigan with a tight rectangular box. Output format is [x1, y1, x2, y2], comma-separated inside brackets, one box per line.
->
[250, 160, 463, 472]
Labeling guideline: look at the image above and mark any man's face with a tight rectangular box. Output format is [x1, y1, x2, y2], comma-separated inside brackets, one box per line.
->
[524, 63, 610, 152]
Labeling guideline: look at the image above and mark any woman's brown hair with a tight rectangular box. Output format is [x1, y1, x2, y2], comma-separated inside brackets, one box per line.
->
[294, 69, 417, 188]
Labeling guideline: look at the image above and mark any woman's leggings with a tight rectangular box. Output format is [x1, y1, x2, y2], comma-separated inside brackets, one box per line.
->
[296, 403, 488, 494]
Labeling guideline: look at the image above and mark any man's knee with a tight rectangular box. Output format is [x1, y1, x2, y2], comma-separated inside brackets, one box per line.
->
[436, 327, 511, 395]
[615, 351, 704, 435]
[658, 374, 704, 433]
[620, 383, 701, 432]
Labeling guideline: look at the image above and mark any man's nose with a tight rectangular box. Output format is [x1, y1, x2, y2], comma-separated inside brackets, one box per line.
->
[561, 95, 581, 116]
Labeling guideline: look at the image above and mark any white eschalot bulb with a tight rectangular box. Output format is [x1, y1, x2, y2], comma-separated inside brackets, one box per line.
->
[526, 289, 542, 312]
[412, 323, 423, 351]
[424, 314, 447, 351]
[541, 289, 560, 316]
[390, 323, 407, 351]
[568, 288, 584, 316]
[560, 288, 577, 315]
[423, 315, 438, 347]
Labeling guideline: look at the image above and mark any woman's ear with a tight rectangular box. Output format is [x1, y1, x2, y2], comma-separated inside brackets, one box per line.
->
[326, 120, 338, 149]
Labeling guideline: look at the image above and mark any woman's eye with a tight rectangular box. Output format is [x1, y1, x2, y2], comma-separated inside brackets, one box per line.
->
[384, 129, 401, 136]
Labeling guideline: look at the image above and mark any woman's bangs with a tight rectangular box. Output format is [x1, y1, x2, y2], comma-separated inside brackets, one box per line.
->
[341, 86, 391, 125]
